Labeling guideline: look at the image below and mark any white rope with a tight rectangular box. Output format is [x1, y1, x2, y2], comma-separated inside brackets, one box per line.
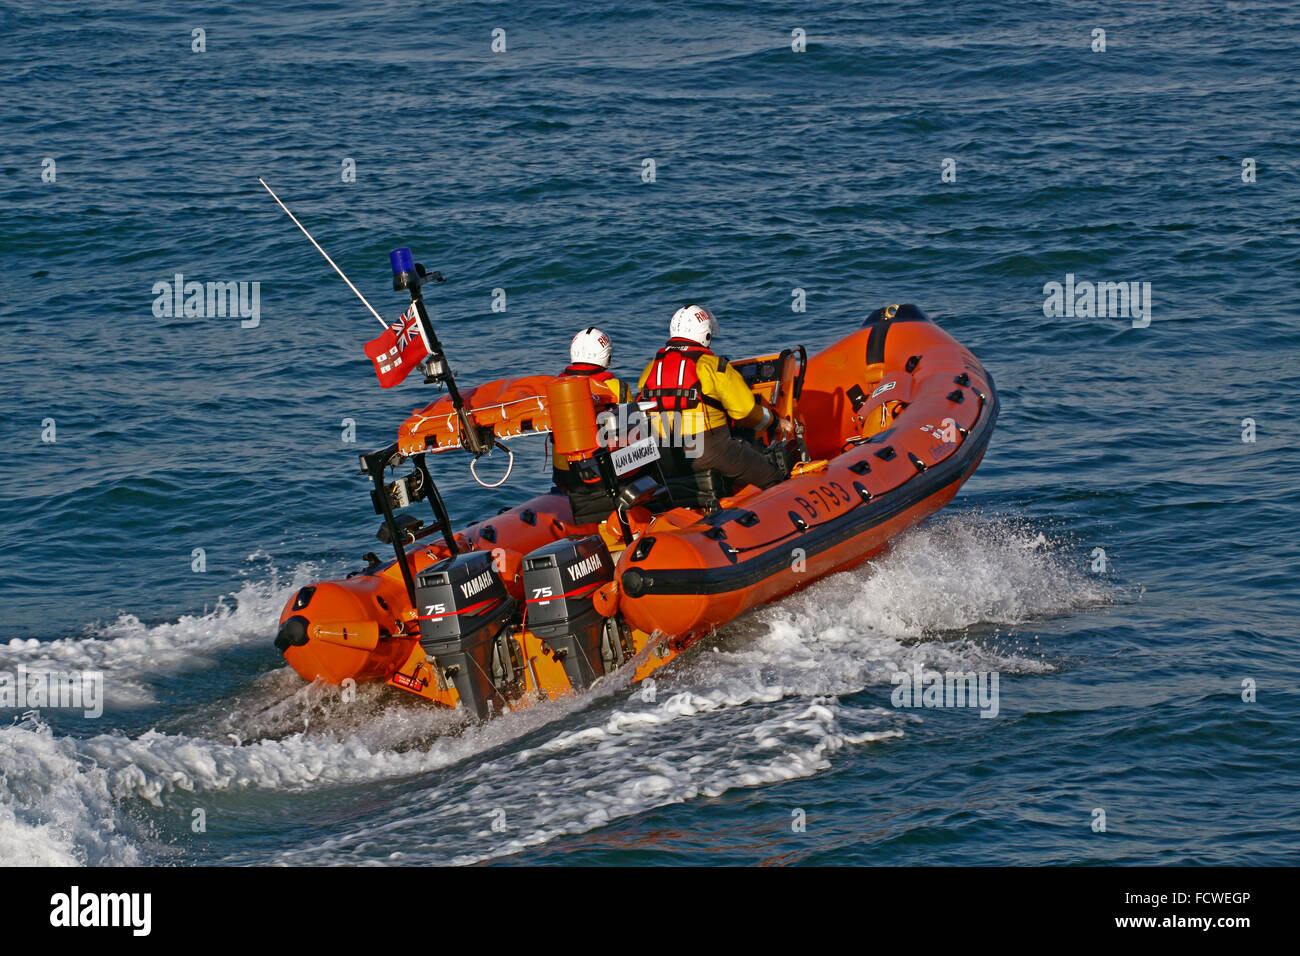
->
[469, 442, 515, 488]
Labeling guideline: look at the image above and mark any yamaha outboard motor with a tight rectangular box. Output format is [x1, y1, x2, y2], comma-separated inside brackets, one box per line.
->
[522, 535, 617, 689]
[415, 550, 517, 719]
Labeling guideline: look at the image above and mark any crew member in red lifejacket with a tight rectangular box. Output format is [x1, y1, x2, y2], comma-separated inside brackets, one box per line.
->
[637, 305, 792, 490]
[552, 327, 631, 493]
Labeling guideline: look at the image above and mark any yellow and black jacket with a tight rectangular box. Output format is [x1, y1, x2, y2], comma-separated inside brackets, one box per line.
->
[638, 339, 770, 437]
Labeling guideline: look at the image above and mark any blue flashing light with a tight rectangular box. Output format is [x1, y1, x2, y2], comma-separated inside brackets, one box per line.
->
[390, 247, 415, 276]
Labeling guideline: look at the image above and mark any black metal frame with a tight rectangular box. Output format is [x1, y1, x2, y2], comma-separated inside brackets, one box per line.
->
[392, 259, 491, 458]
[361, 443, 459, 605]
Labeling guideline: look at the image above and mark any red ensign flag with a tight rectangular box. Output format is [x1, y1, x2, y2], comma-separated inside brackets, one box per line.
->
[365, 303, 430, 388]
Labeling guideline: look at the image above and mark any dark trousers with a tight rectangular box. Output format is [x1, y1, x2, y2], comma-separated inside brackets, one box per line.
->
[552, 466, 616, 524]
[679, 425, 781, 490]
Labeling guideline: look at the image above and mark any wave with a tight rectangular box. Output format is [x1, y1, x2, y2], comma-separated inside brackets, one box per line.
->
[0, 511, 1112, 866]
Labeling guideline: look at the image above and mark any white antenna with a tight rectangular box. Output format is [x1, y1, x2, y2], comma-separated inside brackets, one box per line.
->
[258, 177, 388, 329]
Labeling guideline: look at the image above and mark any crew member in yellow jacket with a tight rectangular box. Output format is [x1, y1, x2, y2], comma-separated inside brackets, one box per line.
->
[637, 305, 792, 490]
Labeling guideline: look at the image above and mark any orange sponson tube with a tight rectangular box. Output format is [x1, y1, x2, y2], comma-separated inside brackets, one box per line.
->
[547, 377, 600, 458]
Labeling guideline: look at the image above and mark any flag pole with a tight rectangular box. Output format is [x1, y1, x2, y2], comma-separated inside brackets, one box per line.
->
[390, 248, 490, 457]
[257, 177, 389, 329]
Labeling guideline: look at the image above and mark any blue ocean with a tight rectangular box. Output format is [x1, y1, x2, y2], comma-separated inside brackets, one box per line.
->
[1, 0, 1297, 866]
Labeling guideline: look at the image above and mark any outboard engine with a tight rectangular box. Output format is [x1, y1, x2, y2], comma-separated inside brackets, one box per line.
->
[522, 535, 620, 689]
[415, 549, 518, 719]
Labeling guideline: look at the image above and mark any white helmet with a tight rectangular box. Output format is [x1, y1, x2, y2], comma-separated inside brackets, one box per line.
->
[669, 304, 718, 347]
[569, 327, 613, 367]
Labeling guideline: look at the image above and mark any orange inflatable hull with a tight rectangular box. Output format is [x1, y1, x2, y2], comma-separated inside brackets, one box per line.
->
[616, 314, 996, 636]
[276, 306, 998, 715]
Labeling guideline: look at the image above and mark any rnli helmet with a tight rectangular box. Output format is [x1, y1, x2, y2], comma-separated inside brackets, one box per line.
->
[570, 327, 613, 367]
[670, 305, 718, 347]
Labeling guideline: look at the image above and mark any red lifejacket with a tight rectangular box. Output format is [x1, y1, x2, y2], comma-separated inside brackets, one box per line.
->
[638, 339, 726, 412]
[562, 362, 615, 385]
[561, 362, 628, 404]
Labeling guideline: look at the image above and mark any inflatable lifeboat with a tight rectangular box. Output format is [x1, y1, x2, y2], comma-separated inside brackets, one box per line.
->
[275, 293, 998, 719]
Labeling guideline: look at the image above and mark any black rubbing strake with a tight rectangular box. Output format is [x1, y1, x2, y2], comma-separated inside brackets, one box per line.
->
[623, 369, 999, 597]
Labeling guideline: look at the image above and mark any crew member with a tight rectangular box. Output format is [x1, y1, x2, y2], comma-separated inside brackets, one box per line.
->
[637, 305, 792, 490]
[552, 327, 631, 491]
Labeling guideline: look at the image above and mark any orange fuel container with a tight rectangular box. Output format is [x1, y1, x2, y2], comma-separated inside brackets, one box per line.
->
[546, 377, 600, 458]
